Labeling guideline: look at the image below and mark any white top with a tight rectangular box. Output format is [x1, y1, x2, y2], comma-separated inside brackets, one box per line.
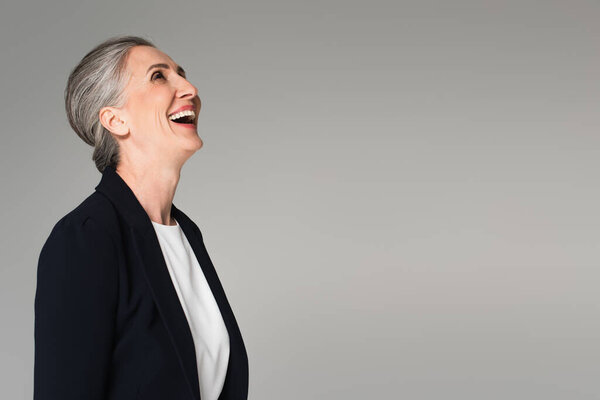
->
[151, 217, 230, 400]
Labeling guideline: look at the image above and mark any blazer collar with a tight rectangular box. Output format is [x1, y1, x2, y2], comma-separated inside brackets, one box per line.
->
[94, 164, 178, 230]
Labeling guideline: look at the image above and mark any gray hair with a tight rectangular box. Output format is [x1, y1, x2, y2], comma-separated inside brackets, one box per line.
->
[64, 35, 156, 173]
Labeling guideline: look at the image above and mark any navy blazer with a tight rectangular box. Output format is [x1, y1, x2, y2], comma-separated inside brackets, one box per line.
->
[34, 165, 249, 400]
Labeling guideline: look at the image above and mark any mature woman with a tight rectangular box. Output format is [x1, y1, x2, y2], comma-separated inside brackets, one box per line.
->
[34, 35, 249, 400]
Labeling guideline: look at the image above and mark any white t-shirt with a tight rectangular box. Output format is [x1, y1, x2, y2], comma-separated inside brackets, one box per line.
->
[151, 217, 230, 400]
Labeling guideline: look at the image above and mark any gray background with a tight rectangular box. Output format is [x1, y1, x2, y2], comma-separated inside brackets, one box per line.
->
[1, 0, 599, 398]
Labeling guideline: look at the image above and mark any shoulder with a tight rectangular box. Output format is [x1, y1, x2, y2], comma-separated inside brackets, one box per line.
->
[36, 195, 119, 321]
[40, 192, 118, 262]
[70, 191, 118, 237]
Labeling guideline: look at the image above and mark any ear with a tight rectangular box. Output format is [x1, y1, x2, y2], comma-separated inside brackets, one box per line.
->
[99, 106, 129, 137]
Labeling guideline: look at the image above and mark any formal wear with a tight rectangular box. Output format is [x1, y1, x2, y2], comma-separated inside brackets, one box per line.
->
[34, 165, 249, 400]
[151, 218, 230, 400]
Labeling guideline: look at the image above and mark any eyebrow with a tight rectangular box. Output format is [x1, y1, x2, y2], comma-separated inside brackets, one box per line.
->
[146, 63, 186, 76]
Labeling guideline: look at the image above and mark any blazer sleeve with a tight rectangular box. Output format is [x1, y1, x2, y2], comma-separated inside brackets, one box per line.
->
[34, 215, 118, 400]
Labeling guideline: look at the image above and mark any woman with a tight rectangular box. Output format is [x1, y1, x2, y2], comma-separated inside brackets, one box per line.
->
[34, 35, 249, 400]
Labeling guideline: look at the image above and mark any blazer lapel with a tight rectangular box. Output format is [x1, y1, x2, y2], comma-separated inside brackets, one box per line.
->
[95, 166, 201, 400]
[172, 204, 249, 400]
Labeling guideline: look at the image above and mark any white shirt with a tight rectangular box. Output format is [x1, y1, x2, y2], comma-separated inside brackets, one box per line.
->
[151, 217, 230, 400]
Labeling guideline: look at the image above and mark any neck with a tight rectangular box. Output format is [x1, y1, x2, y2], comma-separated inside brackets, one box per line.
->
[115, 160, 182, 226]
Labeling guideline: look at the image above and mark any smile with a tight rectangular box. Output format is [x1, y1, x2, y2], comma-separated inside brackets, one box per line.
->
[168, 110, 196, 128]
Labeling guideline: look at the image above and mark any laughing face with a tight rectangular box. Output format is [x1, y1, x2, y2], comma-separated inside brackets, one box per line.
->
[100, 45, 203, 166]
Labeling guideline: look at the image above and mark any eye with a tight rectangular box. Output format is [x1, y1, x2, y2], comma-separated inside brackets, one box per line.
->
[151, 71, 165, 81]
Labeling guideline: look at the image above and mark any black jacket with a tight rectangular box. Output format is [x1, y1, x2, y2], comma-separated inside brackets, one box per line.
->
[34, 165, 249, 400]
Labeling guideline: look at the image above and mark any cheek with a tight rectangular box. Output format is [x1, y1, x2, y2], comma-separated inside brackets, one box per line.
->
[148, 90, 173, 119]
[127, 88, 173, 131]
[127, 94, 151, 120]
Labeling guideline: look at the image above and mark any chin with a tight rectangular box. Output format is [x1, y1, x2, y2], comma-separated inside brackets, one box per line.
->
[183, 135, 203, 152]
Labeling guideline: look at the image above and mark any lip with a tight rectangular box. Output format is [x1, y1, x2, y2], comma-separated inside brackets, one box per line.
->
[168, 104, 196, 117]
[171, 121, 197, 130]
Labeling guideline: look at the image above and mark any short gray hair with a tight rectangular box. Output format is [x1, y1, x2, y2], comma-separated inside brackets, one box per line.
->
[64, 35, 156, 173]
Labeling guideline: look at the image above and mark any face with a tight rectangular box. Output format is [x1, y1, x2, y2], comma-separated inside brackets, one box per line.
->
[102, 45, 203, 165]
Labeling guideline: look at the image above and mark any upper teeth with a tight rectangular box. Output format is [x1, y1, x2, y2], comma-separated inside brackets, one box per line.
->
[168, 110, 195, 121]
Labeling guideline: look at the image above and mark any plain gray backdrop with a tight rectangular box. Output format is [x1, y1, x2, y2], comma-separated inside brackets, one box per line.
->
[1, 0, 599, 399]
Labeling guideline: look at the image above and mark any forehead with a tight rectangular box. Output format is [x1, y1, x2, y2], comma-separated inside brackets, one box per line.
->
[125, 45, 176, 76]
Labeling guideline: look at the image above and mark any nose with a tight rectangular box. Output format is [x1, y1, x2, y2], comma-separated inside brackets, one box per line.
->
[177, 76, 198, 100]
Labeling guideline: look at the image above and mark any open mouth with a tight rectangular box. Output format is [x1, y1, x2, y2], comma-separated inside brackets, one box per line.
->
[168, 110, 196, 128]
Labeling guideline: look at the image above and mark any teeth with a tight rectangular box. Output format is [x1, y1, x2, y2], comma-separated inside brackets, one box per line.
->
[168, 110, 195, 121]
